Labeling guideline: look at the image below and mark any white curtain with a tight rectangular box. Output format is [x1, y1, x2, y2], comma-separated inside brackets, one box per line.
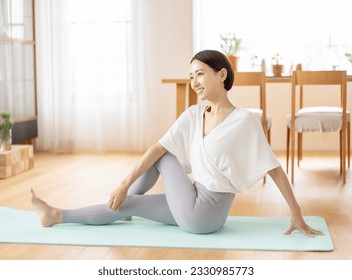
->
[35, 0, 152, 152]
[35, 0, 73, 151]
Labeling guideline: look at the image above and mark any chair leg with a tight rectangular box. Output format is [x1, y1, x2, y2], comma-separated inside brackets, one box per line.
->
[340, 130, 342, 174]
[342, 127, 347, 184]
[297, 133, 302, 167]
[262, 128, 271, 185]
[290, 128, 295, 184]
[286, 127, 290, 173]
[348, 122, 350, 168]
[339, 128, 347, 183]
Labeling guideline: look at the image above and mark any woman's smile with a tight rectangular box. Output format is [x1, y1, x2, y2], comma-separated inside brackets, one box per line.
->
[196, 88, 204, 95]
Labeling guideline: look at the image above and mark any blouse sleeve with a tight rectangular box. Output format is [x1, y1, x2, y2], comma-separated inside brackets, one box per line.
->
[158, 108, 192, 173]
[225, 111, 280, 192]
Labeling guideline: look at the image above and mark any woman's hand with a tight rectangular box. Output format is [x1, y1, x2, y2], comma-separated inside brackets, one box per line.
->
[108, 185, 128, 211]
[107, 143, 166, 212]
[285, 212, 324, 237]
[268, 167, 324, 238]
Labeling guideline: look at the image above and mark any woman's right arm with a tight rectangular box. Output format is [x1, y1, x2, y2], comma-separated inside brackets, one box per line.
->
[108, 142, 166, 211]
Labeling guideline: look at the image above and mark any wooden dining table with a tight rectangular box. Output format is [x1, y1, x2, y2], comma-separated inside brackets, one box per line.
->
[162, 76, 352, 118]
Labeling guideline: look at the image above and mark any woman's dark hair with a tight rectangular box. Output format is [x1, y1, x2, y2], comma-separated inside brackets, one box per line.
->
[190, 50, 234, 91]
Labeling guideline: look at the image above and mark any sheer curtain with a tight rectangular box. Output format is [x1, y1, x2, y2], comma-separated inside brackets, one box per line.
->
[35, 0, 152, 152]
[35, 0, 73, 151]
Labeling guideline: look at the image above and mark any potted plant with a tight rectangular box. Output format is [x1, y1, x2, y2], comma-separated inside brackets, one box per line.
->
[0, 111, 13, 151]
[271, 53, 284, 77]
[220, 33, 242, 71]
[345, 52, 352, 64]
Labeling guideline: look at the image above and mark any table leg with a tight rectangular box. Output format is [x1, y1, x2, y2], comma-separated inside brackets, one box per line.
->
[188, 85, 197, 108]
[176, 84, 187, 118]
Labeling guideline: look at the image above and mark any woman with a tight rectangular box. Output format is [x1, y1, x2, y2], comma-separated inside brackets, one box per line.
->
[32, 50, 322, 237]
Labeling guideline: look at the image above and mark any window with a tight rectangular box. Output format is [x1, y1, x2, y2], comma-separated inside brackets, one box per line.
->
[193, 0, 352, 75]
[0, 0, 37, 142]
[68, 0, 131, 102]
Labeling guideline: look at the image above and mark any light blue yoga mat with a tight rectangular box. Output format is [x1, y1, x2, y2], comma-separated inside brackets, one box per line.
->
[0, 207, 333, 251]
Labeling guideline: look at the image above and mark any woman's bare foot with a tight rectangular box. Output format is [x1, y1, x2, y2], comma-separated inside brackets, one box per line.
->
[30, 189, 62, 227]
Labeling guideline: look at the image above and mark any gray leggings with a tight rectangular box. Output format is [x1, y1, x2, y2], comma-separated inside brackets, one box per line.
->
[62, 153, 234, 234]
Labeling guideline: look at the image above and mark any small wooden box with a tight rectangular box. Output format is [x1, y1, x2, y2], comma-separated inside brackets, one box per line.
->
[0, 145, 34, 179]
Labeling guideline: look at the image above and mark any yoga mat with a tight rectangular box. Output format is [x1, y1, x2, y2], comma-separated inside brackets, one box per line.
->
[0, 207, 333, 251]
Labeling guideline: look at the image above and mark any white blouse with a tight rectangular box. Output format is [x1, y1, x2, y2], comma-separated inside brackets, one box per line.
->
[159, 104, 280, 193]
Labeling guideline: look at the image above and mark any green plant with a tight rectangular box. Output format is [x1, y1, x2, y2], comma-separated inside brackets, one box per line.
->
[271, 53, 283, 65]
[0, 111, 13, 141]
[220, 33, 242, 56]
[345, 52, 352, 64]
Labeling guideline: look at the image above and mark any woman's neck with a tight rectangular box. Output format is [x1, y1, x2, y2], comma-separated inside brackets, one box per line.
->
[206, 98, 234, 116]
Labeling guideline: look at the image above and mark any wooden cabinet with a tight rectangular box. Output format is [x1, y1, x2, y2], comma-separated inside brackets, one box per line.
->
[0, 0, 37, 143]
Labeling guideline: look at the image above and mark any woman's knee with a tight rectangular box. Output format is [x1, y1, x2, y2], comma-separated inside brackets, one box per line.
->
[154, 152, 177, 169]
[153, 152, 189, 185]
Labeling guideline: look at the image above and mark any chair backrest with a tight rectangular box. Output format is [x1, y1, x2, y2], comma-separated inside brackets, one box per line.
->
[294, 70, 347, 108]
[291, 70, 347, 131]
[233, 71, 267, 135]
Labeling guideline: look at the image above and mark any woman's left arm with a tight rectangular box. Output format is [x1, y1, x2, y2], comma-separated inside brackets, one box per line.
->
[268, 166, 323, 237]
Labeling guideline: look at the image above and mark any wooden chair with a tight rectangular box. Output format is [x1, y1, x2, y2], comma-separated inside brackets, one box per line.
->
[232, 72, 271, 184]
[286, 70, 349, 184]
[232, 71, 271, 142]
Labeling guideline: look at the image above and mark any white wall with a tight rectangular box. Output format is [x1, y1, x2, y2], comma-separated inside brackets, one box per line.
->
[144, 0, 193, 145]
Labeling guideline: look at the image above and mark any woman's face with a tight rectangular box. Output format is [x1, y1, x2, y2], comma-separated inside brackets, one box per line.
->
[190, 59, 226, 102]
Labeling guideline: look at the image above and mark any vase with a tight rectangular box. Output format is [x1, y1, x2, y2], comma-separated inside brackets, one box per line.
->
[272, 64, 284, 77]
[228, 55, 239, 72]
[0, 129, 12, 152]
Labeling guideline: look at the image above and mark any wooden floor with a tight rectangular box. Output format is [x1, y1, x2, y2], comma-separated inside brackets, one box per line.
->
[0, 151, 351, 260]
